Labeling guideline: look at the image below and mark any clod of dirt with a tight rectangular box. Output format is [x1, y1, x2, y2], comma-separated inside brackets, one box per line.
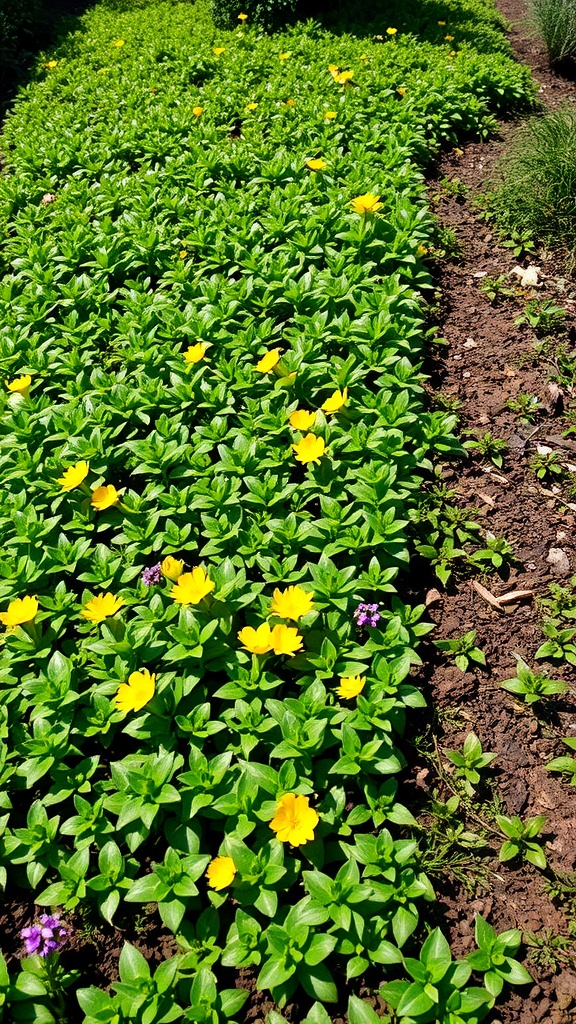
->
[546, 547, 570, 574]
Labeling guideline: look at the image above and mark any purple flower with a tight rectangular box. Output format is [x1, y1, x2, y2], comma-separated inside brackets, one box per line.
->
[21, 926, 43, 955]
[21, 913, 69, 958]
[354, 602, 381, 629]
[141, 562, 162, 586]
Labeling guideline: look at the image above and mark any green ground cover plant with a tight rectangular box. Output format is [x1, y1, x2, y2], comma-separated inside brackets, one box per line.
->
[0, 0, 535, 1018]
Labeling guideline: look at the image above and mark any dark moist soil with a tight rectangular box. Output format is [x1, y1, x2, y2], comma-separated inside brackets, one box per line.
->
[1, 2, 576, 1023]
[412, 1, 576, 1023]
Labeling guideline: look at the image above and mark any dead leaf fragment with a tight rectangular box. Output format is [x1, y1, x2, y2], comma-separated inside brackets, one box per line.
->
[544, 382, 563, 416]
[425, 588, 443, 607]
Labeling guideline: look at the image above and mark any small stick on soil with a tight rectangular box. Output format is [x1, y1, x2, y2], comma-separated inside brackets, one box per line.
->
[470, 579, 504, 611]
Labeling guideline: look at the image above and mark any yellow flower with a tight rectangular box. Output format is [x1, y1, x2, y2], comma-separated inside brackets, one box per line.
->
[438, 21, 446, 25]
[238, 12, 248, 20]
[7, 374, 31, 395]
[336, 675, 366, 699]
[113, 669, 156, 713]
[256, 348, 281, 373]
[350, 193, 383, 214]
[57, 460, 90, 492]
[285, 98, 295, 106]
[81, 593, 124, 623]
[279, 51, 292, 60]
[445, 35, 454, 41]
[289, 409, 316, 431]
[246, 101, 258, 111]
[161, 556, 184, 581]
[270, 585, 314, 621]
[179, 249, 188, 258]
[192, 106, 204, 117]
[0, 595, 38, 629]
[238, 622, 273, 655]
[91, 484, 120, 511]
[184, 342, 208, 364]
[397, 87, 407, 96]
[213, 47, 226, 56]
[270, 793, 318, 845]
[417, 243, 428, 256]
[324, 110, 337, 120]
[335, 70, 353, 84]
[292, 433, 325, 465]
[111, 39, 125, 47]
[386, 27, 397, 35]
[453, 147, 463, 157]
[206, 856, 237, 890]
[270, 623, 303, 656]
[321, 386, 348, 414]
[306, 158, 327, 171]
[170, 566, 214, 604]
[328, 64, 339, 76]
[45, 60, 58, 69]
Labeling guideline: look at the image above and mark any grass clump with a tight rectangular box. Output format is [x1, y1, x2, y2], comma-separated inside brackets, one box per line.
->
[486, 108, 576, 260]
[530, 0, 576, 65]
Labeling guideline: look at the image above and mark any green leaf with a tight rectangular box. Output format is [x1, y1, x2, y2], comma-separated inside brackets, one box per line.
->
[347, 995, 382, 1024]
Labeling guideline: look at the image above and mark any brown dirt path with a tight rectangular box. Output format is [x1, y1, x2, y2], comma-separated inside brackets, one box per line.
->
[418, 1, 576, 1022]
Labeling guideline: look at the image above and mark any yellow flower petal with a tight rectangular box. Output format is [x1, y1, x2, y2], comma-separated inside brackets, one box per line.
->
[57, 460, 90, 492]
[213, 47, 226, 56]
[270, 623, 303, 656]
[256, 348, 281, 373]
[237, 622, 273, 654]
[292, 434, 325, 465]
[184, 342, 208, 364]
[161, 556, 184, 581]
[350, 193, 383, 214]
[206, 856, 236, 890]
[270, 586, 313, 621]
[170, 566, 214, 604]
[0, 595, 38, 628]
[306, 158, 327, 171]
[336, 675, 366, 699]
[7, 374, 31, 395]
[289, 409, 317, 431]
[81, 593, 124, 624]
[270, 793, 318, 845]
[324, 110, 337, 120]
[192, 106, 204, 117]
[113, 669, 156, 713]
[321, 386, 348, 414]
[91, 485, 120, 511]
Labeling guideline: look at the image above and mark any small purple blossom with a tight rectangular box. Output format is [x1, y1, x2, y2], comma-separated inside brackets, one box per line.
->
[354, 602, 381, 629]
[21, 913, 68, 957]
[141, 562, 162, 586]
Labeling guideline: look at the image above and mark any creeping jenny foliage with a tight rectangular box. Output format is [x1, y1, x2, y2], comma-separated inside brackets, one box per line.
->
[0, 0, 534, 1020]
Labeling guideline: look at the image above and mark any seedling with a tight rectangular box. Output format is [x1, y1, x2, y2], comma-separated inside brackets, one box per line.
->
[435, 630, 486, 672]
[464, 431, 507, 468]
[505, 393, 540, 422]
[499, 656, 569, 704]
[468, 532, 514, 571]
[440, 175, 468, 200]
[467, 915, 532, 998]
[530, 449, 564, 481]
[515, 298, 566, 333]
[538, 575, 576, 621]
[479, 274, 515, 304]
[535, 620, 576, 665]
[546, 737, 576, 785]
[445, 732, 497, 795]
[496, 814, 547, 869]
